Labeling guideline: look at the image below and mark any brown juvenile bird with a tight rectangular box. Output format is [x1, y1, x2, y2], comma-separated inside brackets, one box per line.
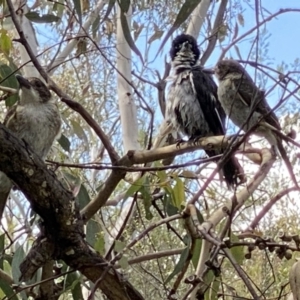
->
[0, 75, 62, 220]
[215, 59, 298, 186]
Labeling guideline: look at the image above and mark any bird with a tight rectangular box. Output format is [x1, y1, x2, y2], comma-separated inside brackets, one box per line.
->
[215, 59, 298, 186]
[165, 34, 245, 187]
[0, 75, 62, 220]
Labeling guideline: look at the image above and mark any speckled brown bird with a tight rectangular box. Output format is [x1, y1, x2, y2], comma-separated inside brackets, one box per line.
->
[215, 59, 298, 186]
[0, 75, 62, 219]
[166, 34, 245, 187]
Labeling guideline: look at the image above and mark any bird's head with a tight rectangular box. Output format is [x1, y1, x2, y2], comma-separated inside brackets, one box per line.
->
[170, 34, 200, 66]
[16, 75, 52, 104]
[215, 59, 248, 80]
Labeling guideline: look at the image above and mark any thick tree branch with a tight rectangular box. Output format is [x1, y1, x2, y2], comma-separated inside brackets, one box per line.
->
[0, 125, 143, 300]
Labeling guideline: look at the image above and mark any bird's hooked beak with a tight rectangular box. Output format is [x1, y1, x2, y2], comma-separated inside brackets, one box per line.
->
[203, 67, 215, 75]
[16, 74, 31, 89]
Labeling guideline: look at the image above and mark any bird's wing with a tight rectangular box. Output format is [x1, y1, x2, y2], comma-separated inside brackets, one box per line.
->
[191, 66, 226, 135]
[3, 105, 18, 129]
[231, 76, 281, 130]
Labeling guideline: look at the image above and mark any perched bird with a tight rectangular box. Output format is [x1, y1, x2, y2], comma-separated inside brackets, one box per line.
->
[0, 75, 62, 219]
[166, 34, 244, 187]
[215, 59, 297, 185]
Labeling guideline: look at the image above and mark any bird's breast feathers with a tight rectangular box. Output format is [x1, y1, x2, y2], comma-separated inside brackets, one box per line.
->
[6, 102, 61, 158]
[166, 71, 210, 137]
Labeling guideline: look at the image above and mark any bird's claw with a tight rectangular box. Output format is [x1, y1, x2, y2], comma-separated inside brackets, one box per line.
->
[175, 138, 186, 148]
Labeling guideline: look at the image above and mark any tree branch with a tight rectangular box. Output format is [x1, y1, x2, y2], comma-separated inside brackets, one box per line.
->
[0, 125, 143, 300]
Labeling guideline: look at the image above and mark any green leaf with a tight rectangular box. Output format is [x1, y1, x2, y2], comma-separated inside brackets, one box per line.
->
[148, 29, 164, 44]
[75, 39, 87, 56]
[71, 281, 84, 300]
[86, 219, 101, 246]
[75, 183, 90, 209]
[65, 271, 84, 299]
[118, 0, 130, 12]
[100, 0, 116, 24]
[73, 0, 82, 25]
[114, 240, 126, 253]
[165, 235, 191, 284]
[203, 271, 216, 300]
[118, 0, 144, 63]
[53, 0, 65, 19]
[25, 12, 60, 23]
[156, 0, 200, 56]
[0, 234, 4, 269]
[92, 15, 101, 38]
[237, 13, 245, 26]
[119, 256, 129, 269]
[58, 134, 71, 152]
[164, 194, 179, 216]
[0, 29, 12, 55]
[0, 280, 18, 300]
[230, 234, 244, 265]
[71, 119, 88, 145]
[191, 239, 202, 268]
[173, 177, 185, 209]
[140, 177, 153, 220]
[11, 244, 25, 282]
[0, 64, 18, 107]
[208, 277, 220, 300]
[124, 175, 145, 201]
[94, 233, 105, 255]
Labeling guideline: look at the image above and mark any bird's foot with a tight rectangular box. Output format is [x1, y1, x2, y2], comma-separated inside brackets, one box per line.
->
[188, 136, 201, 145]
[175, 138, 186, 148]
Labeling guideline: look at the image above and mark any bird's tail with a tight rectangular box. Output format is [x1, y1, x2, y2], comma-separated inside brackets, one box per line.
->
[276, 138, 299, 188]
[206, 150, 245, 188]
[222, 156, 246, 188]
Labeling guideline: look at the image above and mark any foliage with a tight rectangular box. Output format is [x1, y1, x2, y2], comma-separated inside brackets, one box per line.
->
[0, 0, 300, 299]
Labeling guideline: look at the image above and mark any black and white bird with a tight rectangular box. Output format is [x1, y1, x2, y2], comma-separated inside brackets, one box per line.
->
[165, 34, 244, 187]
[0, 75, 62, 219]
[215, 59, 298, 186]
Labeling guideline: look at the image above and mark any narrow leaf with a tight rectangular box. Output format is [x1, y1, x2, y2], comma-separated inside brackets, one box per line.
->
[156, 0, 200, 56]
[114, 240, 126, 253]
[140, 177, 153, 220]
[11, 244, 25, 282]
[165, 235, 191, 284]
[234, 45, 243, 60]
[237, 13, 245, 26]
[118, 1, 144, 62]
[73, 0, 82, 25]
[25, 12, 60, 23]
[58, 134, 71, 152]
[148, 29, 164, 44]
[0, 29, 12, 55]
[71, 281, 84, 300]
[94, 233, 105, 255]
[230, 234, 244, 265]
[123, 175, 145, 201]
[76, 183, 90, 209]
[0, 280, 18, 300]
[118, 0, 130, 12]
[0, 64, 18, 106]
[191, 239, 202, 268]
[173, 177, 185, 209]
[92, 15, 100, 38]
[86, 219, 101, 246]
[119, 256, 129, 269]
[101, 0, 116, 24]
[71, 119, 88, 145]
